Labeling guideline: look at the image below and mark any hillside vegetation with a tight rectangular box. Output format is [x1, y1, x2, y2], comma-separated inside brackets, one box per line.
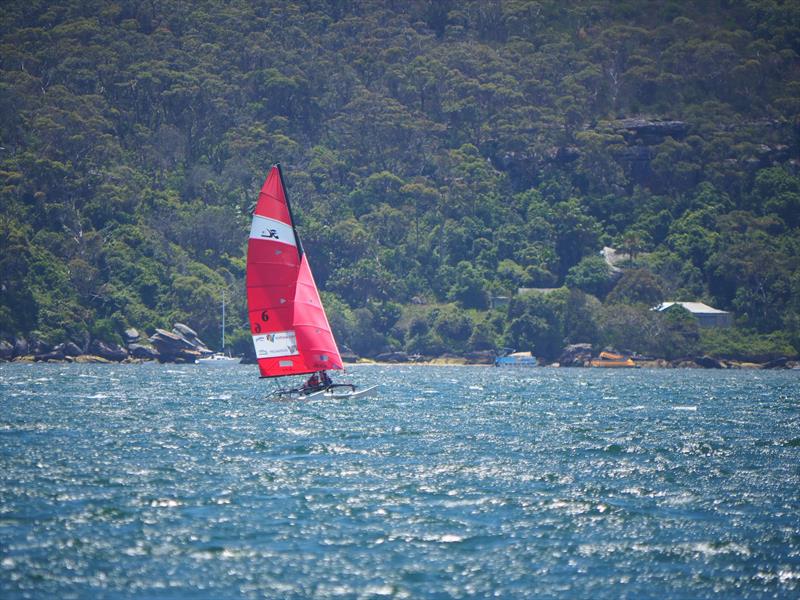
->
[1, 0, 799, 362]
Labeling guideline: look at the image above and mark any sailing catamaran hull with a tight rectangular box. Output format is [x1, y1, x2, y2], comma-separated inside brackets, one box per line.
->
[286, 385, 379, 400]
[318, 385, 379, 399]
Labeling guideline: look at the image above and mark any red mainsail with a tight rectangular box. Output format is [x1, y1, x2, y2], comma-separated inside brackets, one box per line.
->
[246, 165, 343, 378]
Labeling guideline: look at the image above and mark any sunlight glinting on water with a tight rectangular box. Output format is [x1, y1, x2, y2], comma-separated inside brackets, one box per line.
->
[1, 363, 799, 599]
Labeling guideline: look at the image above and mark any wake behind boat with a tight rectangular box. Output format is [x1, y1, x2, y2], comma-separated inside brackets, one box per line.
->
[246, 164, 375, 399]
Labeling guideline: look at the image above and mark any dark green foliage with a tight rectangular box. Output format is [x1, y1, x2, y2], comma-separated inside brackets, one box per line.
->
[348, 307, 388, 357]
[447, 261, 489, 309]
[0, 0, 798, 361]
[468, 316, 499, 351]
[707, 211, 796, 331]
[504, 291, 567, 361]
[700, 328, 797, 363]
[597, 304, 700, 360]
[91, 317, 123, 346]
[565, 256, 612, 298]
[657, 306, 701, 359]
[563, 289, 601, 345]
[399, 303, 494, 355]
[433, 305, 473, 350]
[606, 268, 666, 306]
[752, 167, 800, 227]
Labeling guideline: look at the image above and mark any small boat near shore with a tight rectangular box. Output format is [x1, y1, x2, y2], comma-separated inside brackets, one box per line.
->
[196, 353, 239, 366]
[590, 351, 637, 368]
[495, 350, 538, 367]
[196, 290, 239, 366]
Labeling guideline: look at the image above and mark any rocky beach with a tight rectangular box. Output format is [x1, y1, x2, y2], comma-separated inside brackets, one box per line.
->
[6, 332, 795, 370]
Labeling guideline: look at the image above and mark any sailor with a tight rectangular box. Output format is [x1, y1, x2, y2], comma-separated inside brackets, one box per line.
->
[320, 371, 332, 387]
[304, 372, 320, 390]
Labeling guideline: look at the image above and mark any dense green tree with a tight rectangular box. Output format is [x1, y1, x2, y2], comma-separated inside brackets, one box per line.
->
[565, 256, 612, 298]
[432, 304, 474, 352]
[751, 166, 800, 227]
[606, 268, 666, 306]
[707, 212, 795, 331]
[552, 199, 604, 277]
[504, 291, 567, 360]
[0, 217, 36, 333]
[447, 261, 489, 309]
[563, 289, 602, 345]
[0, 0, 797, 362]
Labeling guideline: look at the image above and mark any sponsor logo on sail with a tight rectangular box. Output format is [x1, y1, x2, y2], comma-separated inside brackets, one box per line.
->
[252, 330, 299, 358]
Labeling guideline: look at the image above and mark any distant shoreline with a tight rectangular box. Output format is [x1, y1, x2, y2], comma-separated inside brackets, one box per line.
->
[3, 356, 797, 370]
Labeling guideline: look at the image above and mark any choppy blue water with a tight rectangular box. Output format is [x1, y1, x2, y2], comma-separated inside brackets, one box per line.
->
[1, 363, 799, 599]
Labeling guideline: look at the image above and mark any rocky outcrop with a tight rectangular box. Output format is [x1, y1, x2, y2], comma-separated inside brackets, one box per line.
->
[375, 351, 410, 363]
[31, 342, 84, 361]
[13, 337, 28, 357]
[172, 323, 211, 352]
[559, 343, 594, 367]
[672, 359, 703, 368]
[615, 118, 688, 143]
[149, 328, 191, 360]
[29, 338, 52, 355]
[60, 342, 83, 357]
[89, 340, 129, 362]
[340, 345, 359, 363]
[73, 355, 112, 364]
[148, 325, 210, 363]
[2, 322, 216, 364]
[8, 322, 212, 364]
[123, 328, 140, 344]
[762, 356, 790, 370]
[638, 358, 671, 368]
[128, 343, 160, 360]
[465, 350, 495, 365]
[35, 348, 65, 361]
[695, 355, 726, 369]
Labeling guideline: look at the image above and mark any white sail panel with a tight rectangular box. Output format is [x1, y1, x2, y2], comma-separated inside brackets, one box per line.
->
[252, 331, 299, 359]
[249, 214, 297, 247]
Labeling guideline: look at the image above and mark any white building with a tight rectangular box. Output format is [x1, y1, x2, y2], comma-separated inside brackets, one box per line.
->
[653, 302, 732, 328]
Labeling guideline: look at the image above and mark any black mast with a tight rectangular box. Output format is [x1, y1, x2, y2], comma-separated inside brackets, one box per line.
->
[275, 163, 304, 259]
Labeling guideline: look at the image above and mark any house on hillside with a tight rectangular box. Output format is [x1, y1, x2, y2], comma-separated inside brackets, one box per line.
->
[653, 301, 733, 328]
[518, 287, 560, 295]
[490, 295, 510, 309]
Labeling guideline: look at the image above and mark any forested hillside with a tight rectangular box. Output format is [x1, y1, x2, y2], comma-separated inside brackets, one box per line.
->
[1, 0, 799, 362]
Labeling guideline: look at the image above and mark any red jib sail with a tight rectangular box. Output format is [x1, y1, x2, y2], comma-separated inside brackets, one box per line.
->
[246, 165, 343, 378]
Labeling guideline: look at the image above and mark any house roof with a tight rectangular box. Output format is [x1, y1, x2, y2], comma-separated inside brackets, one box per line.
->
[653, 301, 729, 314]
[518, 287, 560, 295]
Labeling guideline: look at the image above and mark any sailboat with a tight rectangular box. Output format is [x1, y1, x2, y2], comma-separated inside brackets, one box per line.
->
[246, 164, 376, 399]
[196, 290, 239, 366]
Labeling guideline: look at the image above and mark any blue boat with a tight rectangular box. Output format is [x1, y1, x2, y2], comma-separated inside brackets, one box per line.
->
[494, 351, 538, 367]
